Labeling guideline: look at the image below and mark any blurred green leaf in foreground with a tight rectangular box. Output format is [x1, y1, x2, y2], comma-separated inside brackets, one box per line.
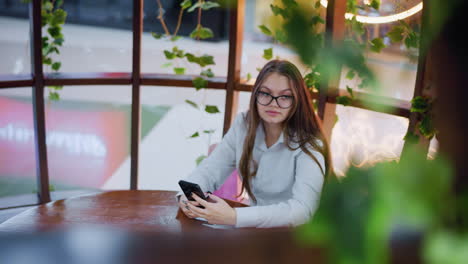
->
[296, 145, 461, 264]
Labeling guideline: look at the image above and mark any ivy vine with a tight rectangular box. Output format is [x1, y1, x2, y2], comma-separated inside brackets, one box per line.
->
[24, 0, 67, 101]
[153, 0, 222, 165]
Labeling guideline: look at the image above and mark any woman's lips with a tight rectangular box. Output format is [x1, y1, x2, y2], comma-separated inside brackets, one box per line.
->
[266, 110, 280, 116]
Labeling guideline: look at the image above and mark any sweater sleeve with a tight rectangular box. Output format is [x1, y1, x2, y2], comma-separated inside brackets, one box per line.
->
[180, 113, 244, 195]
[234, 149, 325, 228]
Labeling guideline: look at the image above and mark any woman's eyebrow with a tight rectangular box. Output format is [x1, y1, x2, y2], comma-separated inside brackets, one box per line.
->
[259, 85, 271, 91]
[260, 85, 291, 93]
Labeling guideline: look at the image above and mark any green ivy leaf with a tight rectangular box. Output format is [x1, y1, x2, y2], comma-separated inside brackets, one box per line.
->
[201, 1, 220, 10]
[246, 73, 252, 82]
[403, 131, 420, 144]
[43, 57, 52, 65]
[172, 46, 185, 58]
[193, 77, 208, 90]
[50, 9, 67, 26]
[174, 67, 185, 75]
[346, 0, 358, 13]
[275, 29, 287, 43]
[51, 85, 63, 90]
[47, 26, 62, 38]
[185, 53, 215, 67]
[370, 37, 386, 53]
[310, 15, 325, 26]
[256, 67, 262, 72]
[205, 105, 220, 114]
[187, 1, 202, 12]
[164, 50, 175, 60]
[387, 25, 404, 43]
[196, 155, 207, 166]
[189, 26, 214, 40]
[263, 48, 273, 60]
[48, 91, 60, 101]
[419, 114, 436, 139]
[43, 2, 53, 11]
[411, 96, 430, 113]
[315, 1, 321, 8]
[346, 86, 354, 98]
[185, 100, 199, 109]
[181, 0, 192, 9]
[336, 96, 353, 106]
[162, 62, 172, 68]
[270, 5, 289, 19]
[189, 132, 200, 138]
[53, 37, 64, 46]
[349, 16, 365, 35]
[151, 32, 163, 39]
[405, 31, 419, 49]
[203, 129, 215, 134]
[51, 62, 61, 71]
[282, 0, 298, 7]
[346, 70, 356, 80]
[369, 0, 380, 10]
[258, 25, 272, 36]
[201, 68, 214, 78]
[170, 36, 181, 42]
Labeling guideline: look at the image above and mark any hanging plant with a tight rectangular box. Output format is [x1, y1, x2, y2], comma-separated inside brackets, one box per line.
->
[153, 0, 221, 165]
[23, 0, 67, 100]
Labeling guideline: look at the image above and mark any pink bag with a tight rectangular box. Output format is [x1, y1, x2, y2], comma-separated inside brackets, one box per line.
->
[208, 144, 248, 204]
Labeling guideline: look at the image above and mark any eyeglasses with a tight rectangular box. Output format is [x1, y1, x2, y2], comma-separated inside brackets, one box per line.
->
[256, 91, 294, 109]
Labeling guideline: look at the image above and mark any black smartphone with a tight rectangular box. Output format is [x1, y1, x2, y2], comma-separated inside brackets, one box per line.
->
[178, 180, 208, 202]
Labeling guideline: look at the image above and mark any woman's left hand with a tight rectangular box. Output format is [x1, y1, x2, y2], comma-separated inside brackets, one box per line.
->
[187, 193, 237, 226]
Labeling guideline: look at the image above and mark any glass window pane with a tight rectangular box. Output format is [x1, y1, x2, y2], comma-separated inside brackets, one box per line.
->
[44, 85, 132, 192]
[339, 1, 422, 101]
[0, 88, 37, 207]
[40, 2, 133, 73]
[331, 105, 409, 175]
[241, 0, 315, 81]
[142, 0, 230, 76]
[0, 15, 30, 75]
[136, 86, 226, 191]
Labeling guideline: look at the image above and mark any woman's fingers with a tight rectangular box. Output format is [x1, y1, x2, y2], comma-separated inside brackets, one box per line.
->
[186, 201, 206, 217]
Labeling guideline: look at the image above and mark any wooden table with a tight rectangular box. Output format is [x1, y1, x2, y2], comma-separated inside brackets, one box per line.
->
[0, 190, 327, 263]
[0, 190, 248, 233]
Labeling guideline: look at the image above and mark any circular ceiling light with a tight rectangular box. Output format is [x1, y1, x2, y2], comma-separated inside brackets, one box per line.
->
[319, 0, 423, 24]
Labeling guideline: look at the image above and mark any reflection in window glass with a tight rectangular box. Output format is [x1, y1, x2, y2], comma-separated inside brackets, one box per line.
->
[331, 105, 408, 176]
[42, 86, 132, 191]
[0, 88, 37, 205]
[0, 16, 30, 75]
[142, 0, 230, 76]
[339, 0, 422, 101]
[132, 86, 226, 191]
[241, 0, 316, 81]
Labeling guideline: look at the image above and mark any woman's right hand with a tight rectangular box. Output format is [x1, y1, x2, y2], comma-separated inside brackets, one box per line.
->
[178, 194, 200, 219]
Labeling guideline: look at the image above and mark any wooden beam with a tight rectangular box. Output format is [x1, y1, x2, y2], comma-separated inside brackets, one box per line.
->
[30, 0, 50, 204]
[401, 0, 432, 157]
[0, 74, 33, 88]
[318, 0, 346, 142]
[223, 0, 244, 135]
[130, 0, 143, 190]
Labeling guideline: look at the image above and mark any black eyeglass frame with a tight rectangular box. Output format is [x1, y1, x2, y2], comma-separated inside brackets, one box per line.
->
[255, 91, 294, 109]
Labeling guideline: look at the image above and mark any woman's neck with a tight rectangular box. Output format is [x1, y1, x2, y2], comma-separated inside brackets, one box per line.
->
[263, 122, 283, 148]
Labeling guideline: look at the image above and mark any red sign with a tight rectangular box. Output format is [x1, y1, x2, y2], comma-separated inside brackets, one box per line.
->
[0, 97, 129, 188]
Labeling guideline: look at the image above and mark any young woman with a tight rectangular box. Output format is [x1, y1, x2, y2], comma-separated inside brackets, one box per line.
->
[178, 59, 332, 228]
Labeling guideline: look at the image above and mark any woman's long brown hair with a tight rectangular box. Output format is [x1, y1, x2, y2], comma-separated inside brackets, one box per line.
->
[238, 60, 332, 204]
